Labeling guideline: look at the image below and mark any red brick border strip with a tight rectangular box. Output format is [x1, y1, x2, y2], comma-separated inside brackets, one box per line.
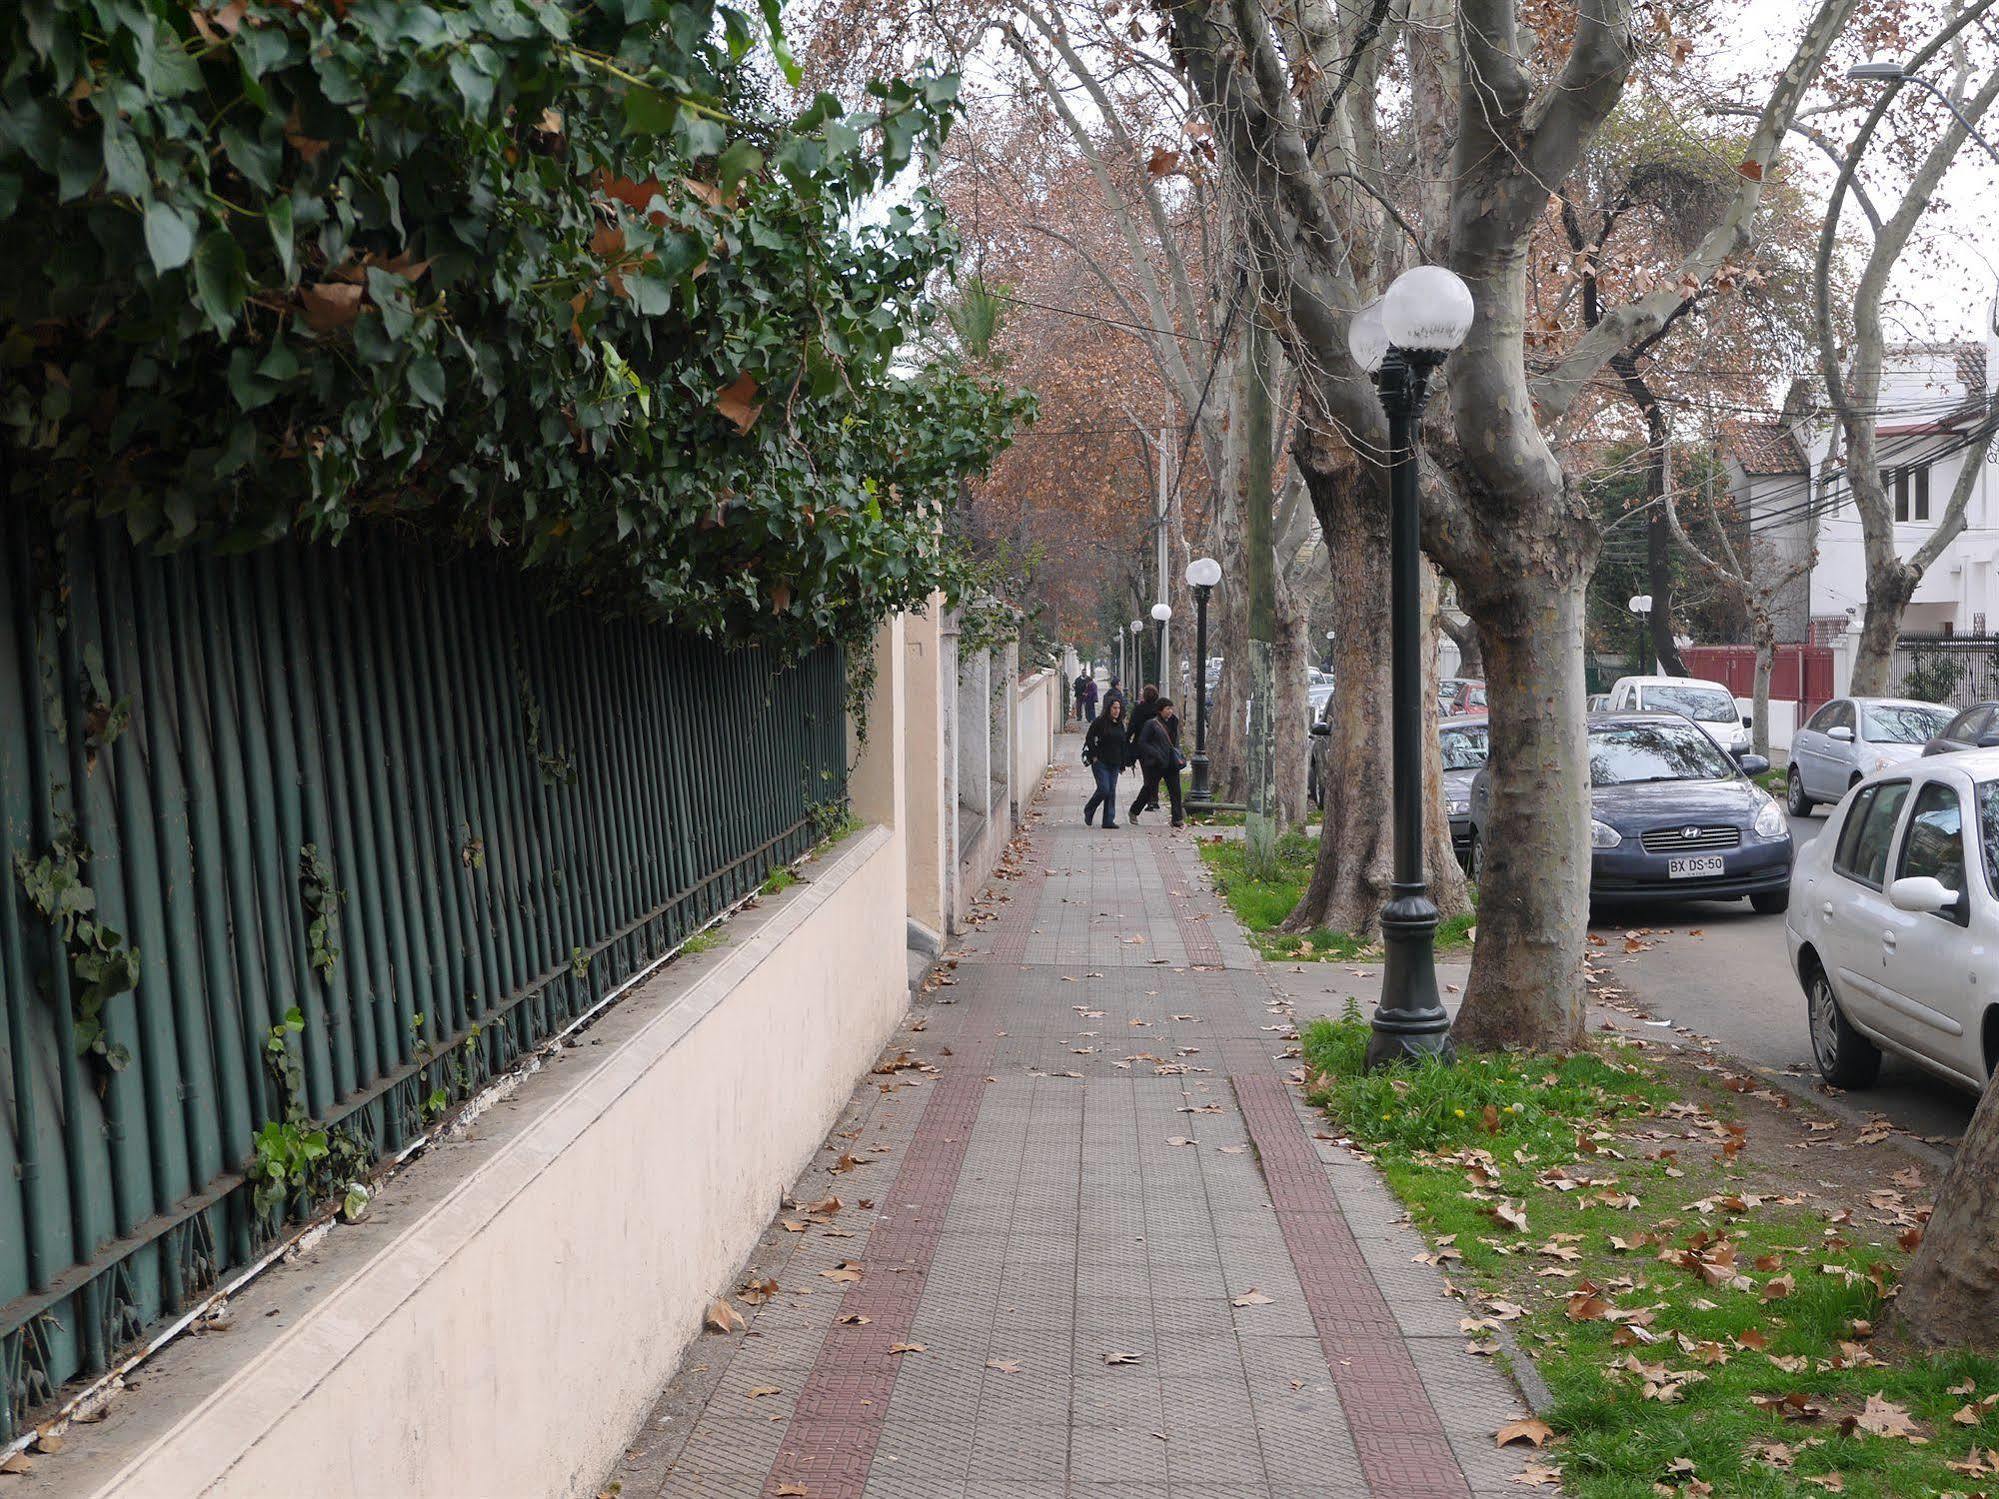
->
[1154, 842, 1226, 967]
[762, 1067, 987, 1499]
[986, 880, 1039, 964]
[1233, 1073, 1473, 1498]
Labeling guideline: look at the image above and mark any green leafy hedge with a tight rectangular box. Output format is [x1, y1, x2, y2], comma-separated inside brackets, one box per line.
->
[0, 0, 1028, 651]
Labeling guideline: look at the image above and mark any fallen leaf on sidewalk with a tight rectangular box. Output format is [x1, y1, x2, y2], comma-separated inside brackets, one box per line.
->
[1495, 1417, 1554, 1449]
[1103, 1351, 1145, 1365]
[987, 1359, 1022, 1373]
[747, 1386, 782, 1399]
[836, 1313, 871, 1325]
[740, 1278, 778, 1305]
[1510, 1461, 1561, 1487]
[820, 1262, 862, 1284]
[777, 1485, 808, 1496]
[780, 1220, 808, 1233]
[1232, 1289, 1274, 1307]
[1166, 1136, 1195, 1147]
[888, 1342, 926, 1355]
[704, 1299, 745, 1334]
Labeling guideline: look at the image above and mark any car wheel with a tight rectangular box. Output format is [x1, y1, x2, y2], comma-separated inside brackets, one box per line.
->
[1785, 768, 1812, 816]
[1807, 964, 1880, 1088]
[1750, 889, 1789, 915]
[1468, 829, 1485, 884]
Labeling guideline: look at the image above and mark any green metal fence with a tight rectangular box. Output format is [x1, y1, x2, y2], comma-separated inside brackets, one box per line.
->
[0, 514, 847, 1437]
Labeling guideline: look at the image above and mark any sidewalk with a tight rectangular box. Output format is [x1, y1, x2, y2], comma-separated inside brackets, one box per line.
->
[612, 744, 1545, 1498]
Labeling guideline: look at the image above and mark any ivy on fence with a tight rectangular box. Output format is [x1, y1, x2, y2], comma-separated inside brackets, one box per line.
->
[0, 0, 1031, 655]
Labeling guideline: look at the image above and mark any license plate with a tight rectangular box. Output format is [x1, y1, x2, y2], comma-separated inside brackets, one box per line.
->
[1668, 855, 1724, 879]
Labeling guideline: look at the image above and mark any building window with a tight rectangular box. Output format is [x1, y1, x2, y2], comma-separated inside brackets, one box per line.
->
[1884, 465, 1931, 522]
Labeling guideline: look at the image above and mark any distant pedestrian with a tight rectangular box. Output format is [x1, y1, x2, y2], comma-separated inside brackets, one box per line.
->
[1075, 671, 1098, 723]
[1082, 698, 1129, 829]
[1103, 677, 1128, 714]
[1129, 698, 1185, 827]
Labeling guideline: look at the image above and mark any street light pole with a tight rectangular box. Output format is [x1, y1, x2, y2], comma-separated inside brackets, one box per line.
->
[1150, 602, 1172, 689]
[1184, 557, 1222, 807]
[1348, 268, 1473, 1070]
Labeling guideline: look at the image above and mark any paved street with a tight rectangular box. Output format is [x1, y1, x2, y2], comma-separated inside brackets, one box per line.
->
[1585, 804, 1975, 1143]
[615, 744, 1542, 1498]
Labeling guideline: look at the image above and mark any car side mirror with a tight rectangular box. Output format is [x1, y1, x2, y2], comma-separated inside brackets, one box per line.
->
[1738, 754, 1770, 777]
[1977, 732, 1999, 749]
[1828, 725, 1854, 743]
[1310, 722, 1331, 737]
[1741, 714, 1754, 728]
[1890, 876, 1962, 915]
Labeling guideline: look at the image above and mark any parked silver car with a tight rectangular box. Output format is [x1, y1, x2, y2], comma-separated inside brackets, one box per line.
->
[1786, 697, 1951, 815]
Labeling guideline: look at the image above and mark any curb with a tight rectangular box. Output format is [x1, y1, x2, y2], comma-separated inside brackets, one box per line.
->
[1590, 1005, 1957, 1174]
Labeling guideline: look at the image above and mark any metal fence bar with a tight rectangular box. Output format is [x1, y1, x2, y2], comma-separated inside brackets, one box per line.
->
[0, 523, 848, 1438]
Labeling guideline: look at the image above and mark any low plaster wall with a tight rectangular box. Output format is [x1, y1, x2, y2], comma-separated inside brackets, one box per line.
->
[1014, 670, 1057, 806]
[90, 825, 906, 1499]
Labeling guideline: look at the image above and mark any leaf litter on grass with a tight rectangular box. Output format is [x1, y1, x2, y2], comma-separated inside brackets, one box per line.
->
[1298, 1013, 1999, 1498]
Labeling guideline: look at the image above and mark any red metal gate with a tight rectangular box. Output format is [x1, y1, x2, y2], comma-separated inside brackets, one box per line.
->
[1679, 644, 1833, 719]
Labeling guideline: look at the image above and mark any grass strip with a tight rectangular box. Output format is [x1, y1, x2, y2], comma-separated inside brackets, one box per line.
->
[1198, 832, 1475, 961]
[1301, 1013, 1999, 1497]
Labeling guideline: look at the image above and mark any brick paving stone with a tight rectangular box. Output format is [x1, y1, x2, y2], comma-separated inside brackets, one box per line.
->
[616, 744, 1557, 1497]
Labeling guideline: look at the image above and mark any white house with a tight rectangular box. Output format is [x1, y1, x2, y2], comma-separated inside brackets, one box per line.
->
[1723, 328, 1999, 640]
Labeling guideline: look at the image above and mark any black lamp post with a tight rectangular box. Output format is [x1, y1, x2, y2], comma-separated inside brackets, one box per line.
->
[1348, 266, 1474, 1070]
[1184, 557, 1221, 806]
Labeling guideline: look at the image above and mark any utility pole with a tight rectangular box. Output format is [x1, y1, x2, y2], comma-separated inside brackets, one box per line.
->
[1156, 426, 1172, 689]
[1243, 307, 1276, 874]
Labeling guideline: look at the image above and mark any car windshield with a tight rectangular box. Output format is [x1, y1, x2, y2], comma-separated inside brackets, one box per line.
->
[1863, 703, 1949, 743]
[1440, 726, 1488, 771]
[1589, 722, 1738, 787]
[1641, 685, 1737, 723]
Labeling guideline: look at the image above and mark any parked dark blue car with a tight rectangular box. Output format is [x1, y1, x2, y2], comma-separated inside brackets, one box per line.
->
[1466, 713, 1793, 911]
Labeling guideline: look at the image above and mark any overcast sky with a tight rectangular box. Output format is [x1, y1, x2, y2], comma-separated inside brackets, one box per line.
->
[1716, 0, 1999, 353]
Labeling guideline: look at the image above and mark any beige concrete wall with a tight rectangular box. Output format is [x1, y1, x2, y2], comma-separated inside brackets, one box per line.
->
[1014, 669, 1058, 804]
[92, 826, 907, 1499]
[901, 601, 948, 941]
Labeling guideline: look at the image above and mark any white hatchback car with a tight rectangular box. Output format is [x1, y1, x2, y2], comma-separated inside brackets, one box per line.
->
[1786, 750, 1999, 1092]
[1604, 675, 1751, 758]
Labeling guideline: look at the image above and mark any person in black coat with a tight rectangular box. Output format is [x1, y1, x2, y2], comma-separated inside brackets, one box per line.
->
[1129, 699, 1184, 827]
[1126, 684, 1163, 810]
[1081, 698, 1130, 828]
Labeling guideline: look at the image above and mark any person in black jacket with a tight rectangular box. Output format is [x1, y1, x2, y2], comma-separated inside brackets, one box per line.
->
[1129, 699, 1184, 827]
[1126, 683, 1161, 738]
[1081, 698, 1129, 828]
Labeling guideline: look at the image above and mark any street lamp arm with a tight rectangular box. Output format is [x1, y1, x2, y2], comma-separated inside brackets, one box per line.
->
[1901, 72, 1999, 168]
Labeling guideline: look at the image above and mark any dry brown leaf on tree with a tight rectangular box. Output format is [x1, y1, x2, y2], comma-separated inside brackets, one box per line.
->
[715, 374, 762, 434]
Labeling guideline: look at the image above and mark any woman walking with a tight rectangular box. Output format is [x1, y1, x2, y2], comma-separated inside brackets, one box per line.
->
[1082, 698, 1129, 829]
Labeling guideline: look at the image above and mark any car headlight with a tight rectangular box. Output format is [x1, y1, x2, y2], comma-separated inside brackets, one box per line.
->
[1446, 798, 1470, 817]
[1869, 752, 1893, 773]
[1590, 818, 1622, 849]
[1753, 796, 1787, 839]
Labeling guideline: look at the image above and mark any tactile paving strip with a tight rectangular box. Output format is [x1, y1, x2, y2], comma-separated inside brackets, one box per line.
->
[1154, 840, 1227, 967]
[1232, 1072, 1473, 1498]
[761, 1068, 988, 1499]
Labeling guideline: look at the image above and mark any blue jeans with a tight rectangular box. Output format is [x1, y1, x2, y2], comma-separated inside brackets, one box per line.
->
[1084, 761, 1121, 825]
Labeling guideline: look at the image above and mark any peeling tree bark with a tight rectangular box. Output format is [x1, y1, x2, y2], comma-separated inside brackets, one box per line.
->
[1898, 1073, 1999, 1352]
[1285, 445, 1467, 936]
